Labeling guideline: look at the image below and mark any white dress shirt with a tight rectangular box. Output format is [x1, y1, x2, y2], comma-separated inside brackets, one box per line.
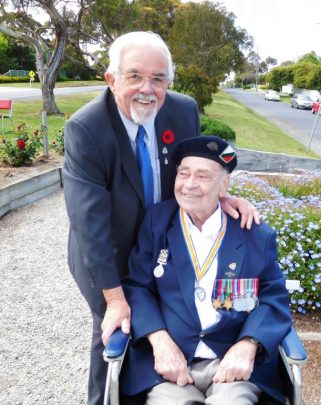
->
[184, 205, 223, 359]
[118, 109, 161, 204]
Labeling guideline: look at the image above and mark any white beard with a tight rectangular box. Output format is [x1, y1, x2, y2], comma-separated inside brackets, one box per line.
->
[130, 94, 158, 125]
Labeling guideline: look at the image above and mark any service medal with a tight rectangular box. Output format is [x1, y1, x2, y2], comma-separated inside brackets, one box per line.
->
[195, 286, 206, 302]
[153, 264, 164, 278]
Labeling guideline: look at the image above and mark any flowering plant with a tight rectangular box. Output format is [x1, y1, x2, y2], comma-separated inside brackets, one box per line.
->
[51, 128, 65, 155]
[162, 129, 175, 144]
[0, 123, 43, 167]
[229, 172, 321, 314]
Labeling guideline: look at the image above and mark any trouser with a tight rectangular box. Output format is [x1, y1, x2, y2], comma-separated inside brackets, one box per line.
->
[68, 236, 108, 405]
[146, 358, 262, 405]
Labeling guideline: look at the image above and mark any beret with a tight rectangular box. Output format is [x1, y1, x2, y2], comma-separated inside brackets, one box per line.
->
[171, 135, 237, 173]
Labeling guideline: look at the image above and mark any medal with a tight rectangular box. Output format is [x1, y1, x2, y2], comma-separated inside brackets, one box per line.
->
[195, 286, 206, 301]
[223, 297, 233, 311]
[212, 298, 222, 309]
[153, 264, 164, 278]
[233, 296, 245, 312]
[153, 249, 169, 278]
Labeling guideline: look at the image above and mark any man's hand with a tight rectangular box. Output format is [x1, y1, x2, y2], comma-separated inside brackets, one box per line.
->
[148, 330, 193, 386]
[101, 286, 131, 345]
[213, 338, 258, 383]
[220, 195, 260, 230]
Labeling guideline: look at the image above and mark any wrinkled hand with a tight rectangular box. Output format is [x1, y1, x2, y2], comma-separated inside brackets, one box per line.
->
[101, 286, 131, 345]
[220, 195, 260, 230]
[213, 338, 257, 383]
[148, 330, 193, 386]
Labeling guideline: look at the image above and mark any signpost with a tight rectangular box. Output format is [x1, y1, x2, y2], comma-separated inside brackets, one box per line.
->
[28, 70, 36, 86]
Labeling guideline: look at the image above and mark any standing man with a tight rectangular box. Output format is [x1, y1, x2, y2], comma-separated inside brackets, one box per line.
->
[63, 31, 259, 404]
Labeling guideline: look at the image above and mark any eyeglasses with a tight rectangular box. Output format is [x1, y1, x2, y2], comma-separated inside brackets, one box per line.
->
[121, 73, 170, 90]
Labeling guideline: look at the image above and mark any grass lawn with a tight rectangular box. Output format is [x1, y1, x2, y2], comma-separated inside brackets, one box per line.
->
[206, 91, 319, 158]
[2, 91, 102, 142]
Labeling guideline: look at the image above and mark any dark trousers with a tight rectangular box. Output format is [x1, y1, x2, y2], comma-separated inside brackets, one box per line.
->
[68, 239, 108, 405]
[88, 312, 107, 405]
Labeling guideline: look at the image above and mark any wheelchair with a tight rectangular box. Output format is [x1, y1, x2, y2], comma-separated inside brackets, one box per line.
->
[102, 325, 307, 405]
[103, 280, 308, 405]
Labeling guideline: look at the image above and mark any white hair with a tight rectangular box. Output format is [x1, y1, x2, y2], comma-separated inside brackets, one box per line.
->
[107, 31, 175, 81]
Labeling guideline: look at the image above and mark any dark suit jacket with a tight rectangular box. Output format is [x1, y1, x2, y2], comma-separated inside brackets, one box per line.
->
[63, 88, 200, 309]
[122, 199, 293, 403]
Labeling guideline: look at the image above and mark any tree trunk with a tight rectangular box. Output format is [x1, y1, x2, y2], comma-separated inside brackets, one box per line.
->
[41, 72, 62, 115]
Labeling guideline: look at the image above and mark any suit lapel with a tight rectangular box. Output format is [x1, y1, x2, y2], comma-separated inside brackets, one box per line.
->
[107, 91, 145, 206]
[167, 212, 201, 328]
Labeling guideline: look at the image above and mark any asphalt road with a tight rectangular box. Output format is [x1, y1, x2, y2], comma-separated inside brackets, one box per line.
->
[0, 84, 104, 100]
[225, 88, 321, 156]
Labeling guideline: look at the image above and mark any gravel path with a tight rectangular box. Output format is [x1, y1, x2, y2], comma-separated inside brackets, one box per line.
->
[0, 190, 91, 405]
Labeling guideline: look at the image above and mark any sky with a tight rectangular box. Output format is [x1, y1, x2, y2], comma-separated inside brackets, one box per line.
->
[185, 0, 321, 65]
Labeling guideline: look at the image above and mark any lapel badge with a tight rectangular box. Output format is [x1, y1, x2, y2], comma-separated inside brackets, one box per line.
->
[229, 262, 237, 270]
[162, 147, 168, 154]
[225, 271, 235, 278]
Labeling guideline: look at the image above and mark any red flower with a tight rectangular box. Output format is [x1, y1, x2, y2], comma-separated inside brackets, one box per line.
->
[16, 139, 26, 150]
[162, 129, 175, 144]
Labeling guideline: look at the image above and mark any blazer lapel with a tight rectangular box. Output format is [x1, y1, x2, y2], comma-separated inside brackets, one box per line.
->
[155, 104, 177, 201]
[107, 91, 145, 206]
[167, 212, 201, 329]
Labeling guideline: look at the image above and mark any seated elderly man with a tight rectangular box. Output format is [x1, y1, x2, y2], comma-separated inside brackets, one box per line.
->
[122, 136, 292, 405]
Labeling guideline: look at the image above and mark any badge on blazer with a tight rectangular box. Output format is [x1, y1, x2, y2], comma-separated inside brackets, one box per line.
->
[153, 249, 169, 278]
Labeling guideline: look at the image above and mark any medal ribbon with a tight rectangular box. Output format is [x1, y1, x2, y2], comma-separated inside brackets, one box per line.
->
[179, 208, 227, 282]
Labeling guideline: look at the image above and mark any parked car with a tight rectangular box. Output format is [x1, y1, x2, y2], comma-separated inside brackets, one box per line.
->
[264, 90, 280, 101]
[312, 99, 321, 114]
[291, 94, 313, 110]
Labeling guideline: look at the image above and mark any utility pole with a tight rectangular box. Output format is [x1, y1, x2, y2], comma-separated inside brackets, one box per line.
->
[255, 45, 259, 92]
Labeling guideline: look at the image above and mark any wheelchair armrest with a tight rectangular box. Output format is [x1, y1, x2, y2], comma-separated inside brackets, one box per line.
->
[103, 328, 130, 362]
[279, 326, 307, 366]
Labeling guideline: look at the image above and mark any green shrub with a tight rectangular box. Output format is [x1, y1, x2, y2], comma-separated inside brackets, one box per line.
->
[200, 115, 236, 141]
[242, 84, 252, 90]
[0, 123, 43, 166]
[51, 128, 65, 155]
[0, 76, 31, 83]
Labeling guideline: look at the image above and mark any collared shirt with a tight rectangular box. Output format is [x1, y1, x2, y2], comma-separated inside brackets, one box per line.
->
[118, 108, 161, 204]
[184, 205, 223, 359]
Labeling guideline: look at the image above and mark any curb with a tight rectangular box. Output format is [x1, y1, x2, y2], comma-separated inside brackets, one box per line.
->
[0, 167, 63, 218]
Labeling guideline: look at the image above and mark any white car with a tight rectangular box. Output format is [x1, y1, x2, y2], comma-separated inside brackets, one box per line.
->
[265, 90, 280, 101]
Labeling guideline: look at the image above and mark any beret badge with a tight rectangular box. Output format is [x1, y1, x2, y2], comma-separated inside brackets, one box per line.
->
[206, 141, 219, 151]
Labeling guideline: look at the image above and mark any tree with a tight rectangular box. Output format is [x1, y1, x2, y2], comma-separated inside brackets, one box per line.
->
[0, 0, 100, 115]
[0, 32, 18, 73]
[168, 1, 252, 110]
[267, 65, 294, 91]
[174, 64, 217, 113]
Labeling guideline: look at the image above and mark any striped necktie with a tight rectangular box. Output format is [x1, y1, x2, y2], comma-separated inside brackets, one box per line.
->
[136, 125, 154, 207]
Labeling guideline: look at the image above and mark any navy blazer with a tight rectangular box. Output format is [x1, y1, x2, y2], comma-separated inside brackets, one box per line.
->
[63, 88, 199, 298]
[122, 199, 293, 403]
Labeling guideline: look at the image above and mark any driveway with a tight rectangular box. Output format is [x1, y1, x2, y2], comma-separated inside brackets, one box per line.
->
[225, 88, 321, 156]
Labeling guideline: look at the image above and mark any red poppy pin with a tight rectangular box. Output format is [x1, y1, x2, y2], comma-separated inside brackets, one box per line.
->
[162, 129, 175, 145]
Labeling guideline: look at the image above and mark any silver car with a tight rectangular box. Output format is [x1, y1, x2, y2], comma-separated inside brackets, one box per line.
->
[291, 94, 313, 110]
